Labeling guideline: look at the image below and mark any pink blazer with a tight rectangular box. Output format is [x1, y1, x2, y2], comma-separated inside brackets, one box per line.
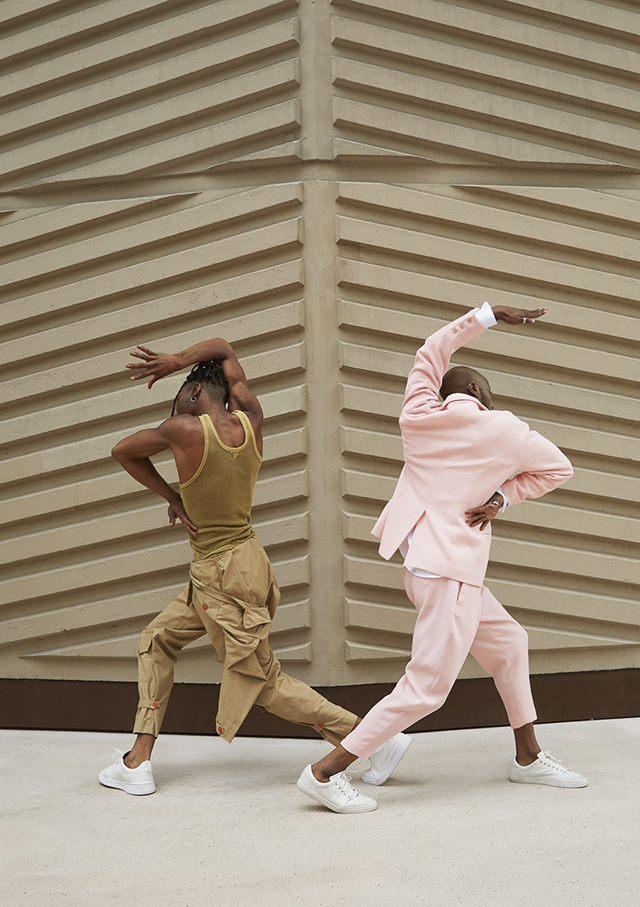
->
[372, 307, 573, 586]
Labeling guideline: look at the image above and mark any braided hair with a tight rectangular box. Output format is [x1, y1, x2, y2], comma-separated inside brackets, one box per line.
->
[171, 358, 229, 415]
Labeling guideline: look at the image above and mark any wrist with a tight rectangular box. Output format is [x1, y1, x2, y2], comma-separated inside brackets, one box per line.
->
[175, 350, 189, 370]
[491, 306, 506, 322]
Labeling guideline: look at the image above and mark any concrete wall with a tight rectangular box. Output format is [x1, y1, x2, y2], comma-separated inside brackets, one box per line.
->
[1, 0, 639, 696]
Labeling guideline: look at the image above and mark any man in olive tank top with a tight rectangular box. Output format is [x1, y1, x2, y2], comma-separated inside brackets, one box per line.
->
[99, 338, 409, 810]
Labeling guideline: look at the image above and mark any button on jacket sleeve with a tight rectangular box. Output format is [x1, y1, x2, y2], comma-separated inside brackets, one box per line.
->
[401, 310, 487, 421]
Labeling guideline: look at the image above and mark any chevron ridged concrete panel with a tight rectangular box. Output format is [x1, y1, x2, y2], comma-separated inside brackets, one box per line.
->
[0, 181, 311, 681]
[0, 0, 301, 187]
[1, 0, 639, 709]
[331, 0, 640, 166]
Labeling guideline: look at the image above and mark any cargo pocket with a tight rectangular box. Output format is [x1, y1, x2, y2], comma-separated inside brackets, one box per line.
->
[137, 631, 159, 698]
[221, 541, 272, 610]
[213, 596, 272, 680]
[241, 603, 272, 632]
[134, 632, 162, 736]
[215, 598, 272, 649]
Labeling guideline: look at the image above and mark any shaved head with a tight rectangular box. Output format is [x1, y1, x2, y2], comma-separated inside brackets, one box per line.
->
[441, 366, 493, 410]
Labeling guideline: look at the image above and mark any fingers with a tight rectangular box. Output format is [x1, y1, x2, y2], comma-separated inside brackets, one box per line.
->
[126, 348, 155, 381]
[465, 503, 499, 529]
[522, 307, 547, 323]
[179, 515, 198, 538]
[180, 514, 197, 533]
[499, 306, 548, 325]
[168, 514, 197, 537]
[465, 506, 491, 520]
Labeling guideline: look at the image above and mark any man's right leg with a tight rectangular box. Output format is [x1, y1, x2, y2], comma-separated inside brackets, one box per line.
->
[324, 575, 482, 767]
[99, 584, 207, 794]
[300, 575, 483, 810]
[131, 584, 208, 741]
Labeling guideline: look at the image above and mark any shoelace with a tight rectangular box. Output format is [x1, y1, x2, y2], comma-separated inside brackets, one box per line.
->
[333, 772, 359, 801]
[111, 747, 126, 765]
[540, 750, 570, 772]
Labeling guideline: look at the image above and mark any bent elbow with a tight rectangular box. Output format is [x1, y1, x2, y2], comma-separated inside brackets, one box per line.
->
[561, 457, 574, 480]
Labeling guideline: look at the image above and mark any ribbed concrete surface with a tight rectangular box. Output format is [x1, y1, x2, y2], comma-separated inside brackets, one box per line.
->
[3, 719, 639, 907]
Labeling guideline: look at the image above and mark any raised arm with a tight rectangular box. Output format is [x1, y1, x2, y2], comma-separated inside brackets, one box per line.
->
[126, 338, 262, 420]
[401, 307, 487, 419]
[402, 303, 547, 420]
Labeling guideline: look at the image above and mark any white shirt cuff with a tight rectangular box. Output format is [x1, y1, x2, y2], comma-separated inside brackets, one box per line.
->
[476, 301, 497, 329]
[496, 486, 508, 512]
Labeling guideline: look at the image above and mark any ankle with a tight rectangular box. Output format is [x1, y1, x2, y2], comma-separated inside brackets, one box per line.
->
[516, 749, 540, 766]
[124, 752, 149, 769]
[311, 764, 331, 783]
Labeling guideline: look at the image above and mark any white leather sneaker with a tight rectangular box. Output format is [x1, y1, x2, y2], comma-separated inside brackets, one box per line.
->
[508, 750, 587, 788]
[296, 765, 377, 813]
[361, 733, 412, 785]
[99, 750, 156, 795]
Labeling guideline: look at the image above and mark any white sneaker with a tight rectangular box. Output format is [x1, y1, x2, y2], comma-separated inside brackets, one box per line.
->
[509, 750, 587, 788]
[361, 733, 412, 786]
[99, 750, 156, 795]
[296, 765, 377, 813]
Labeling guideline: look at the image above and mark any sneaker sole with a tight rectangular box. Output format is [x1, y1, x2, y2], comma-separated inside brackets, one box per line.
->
[296, 777, 377, 813]
[98, 772, 156, 795]
[508, 775, 588, 789]
[361, 735, 413, 786]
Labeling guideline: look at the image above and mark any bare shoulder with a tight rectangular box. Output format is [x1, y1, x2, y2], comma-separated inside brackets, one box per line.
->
[158, 413, 204, 441]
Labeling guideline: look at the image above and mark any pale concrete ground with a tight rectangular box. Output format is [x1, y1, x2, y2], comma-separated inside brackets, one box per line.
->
[2, 719, 639, 907]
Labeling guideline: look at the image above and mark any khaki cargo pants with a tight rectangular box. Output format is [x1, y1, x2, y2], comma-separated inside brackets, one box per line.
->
[134, 536, 357, 744]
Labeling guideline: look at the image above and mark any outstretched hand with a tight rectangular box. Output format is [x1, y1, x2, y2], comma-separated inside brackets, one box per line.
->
[126, 345, 181, 388]
[168, 498, 197, 538]
[465, 493, 504, 532]
[492, 305, 547, 325]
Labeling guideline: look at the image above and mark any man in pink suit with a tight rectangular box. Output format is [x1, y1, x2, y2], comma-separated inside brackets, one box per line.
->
[297, 302, 588, 813]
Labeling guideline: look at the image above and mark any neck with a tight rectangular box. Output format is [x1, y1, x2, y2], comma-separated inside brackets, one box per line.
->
[198, 399, 228, 417]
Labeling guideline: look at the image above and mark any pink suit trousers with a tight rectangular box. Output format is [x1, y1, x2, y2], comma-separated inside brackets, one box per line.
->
[341, 571, 538, 760]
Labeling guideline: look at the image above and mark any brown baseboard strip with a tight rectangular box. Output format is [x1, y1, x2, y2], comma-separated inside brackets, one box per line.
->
[1, 668, 638, 736]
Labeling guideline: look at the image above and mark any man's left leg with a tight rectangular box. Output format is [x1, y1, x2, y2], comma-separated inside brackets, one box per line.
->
[469, 585, 587, 788]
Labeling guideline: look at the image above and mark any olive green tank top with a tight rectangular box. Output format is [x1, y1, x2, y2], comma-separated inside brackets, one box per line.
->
[179, 410, 261, 561]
